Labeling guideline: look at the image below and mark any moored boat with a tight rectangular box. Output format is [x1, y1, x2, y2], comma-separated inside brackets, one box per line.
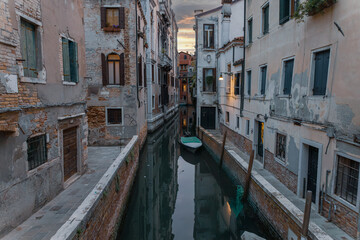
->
[180, 136, 202, 153]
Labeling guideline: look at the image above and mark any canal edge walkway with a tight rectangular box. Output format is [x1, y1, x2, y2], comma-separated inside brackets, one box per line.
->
[199, 127, 352, 240]
[2, 136, 139, 240]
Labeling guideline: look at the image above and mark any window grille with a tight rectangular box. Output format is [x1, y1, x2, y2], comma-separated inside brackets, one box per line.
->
[27, 134, 47, 170]
[275, 133, 286, 161]
[335, 156, 359, 205]
[107, 108, 122, 125]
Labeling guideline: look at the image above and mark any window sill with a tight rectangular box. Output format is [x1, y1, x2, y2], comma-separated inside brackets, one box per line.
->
[106, 124, 124, 127]
[307, 95, 328, 100]
[277, 94, 291, 99]
[203, 48, 215, 51]
[330, 194, 358, 213]
[274, 157, 286, 167]
[104, 85, 122, 88]
[201, 91, 216, 95]
[103, 27, 121, 32]
[254, 94, 266, 99]
[63, 81, 77, 86]
[21, 77, 46, 84]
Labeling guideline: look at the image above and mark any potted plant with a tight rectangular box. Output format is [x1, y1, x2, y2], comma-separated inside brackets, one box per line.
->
[206, 76, 214, 85]
[294, 0, 337, 21]
[144, 42, 149, 48]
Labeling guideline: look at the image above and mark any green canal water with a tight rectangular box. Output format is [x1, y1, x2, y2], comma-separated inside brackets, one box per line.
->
[117, 113, 279, 239]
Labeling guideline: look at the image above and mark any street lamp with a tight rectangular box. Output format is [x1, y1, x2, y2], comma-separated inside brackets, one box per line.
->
[219, 74, 224, 81]
[219, 72, 233, 81]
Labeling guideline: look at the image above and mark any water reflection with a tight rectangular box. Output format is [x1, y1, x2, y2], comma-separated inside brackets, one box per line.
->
[117, 111, 277, 239]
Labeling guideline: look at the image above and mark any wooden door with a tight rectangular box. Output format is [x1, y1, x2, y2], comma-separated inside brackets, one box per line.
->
[63, 127, 78, 181]
[257, 122, 264, 158]
[307, 146, 319, 203]
[200, 107, 215, 130]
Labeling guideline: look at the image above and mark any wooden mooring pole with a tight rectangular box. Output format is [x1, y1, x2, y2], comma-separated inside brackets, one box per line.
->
[219, 131, 227, 169]
[242, 150, 255, 201]
[301, 191, 312, 240]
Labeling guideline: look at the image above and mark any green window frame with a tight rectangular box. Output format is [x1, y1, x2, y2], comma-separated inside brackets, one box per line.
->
[313, 49, 330, 96]
[283, 59, 294, 95]
[247, 70, 252, 96]
[62, 37, 79, 83]
[279, 0, 290, 25]
[260, 66, 267, 95]
[262, 3, 270, 35]
[248, 18, 253, 43]
[20, 20, 38, 78]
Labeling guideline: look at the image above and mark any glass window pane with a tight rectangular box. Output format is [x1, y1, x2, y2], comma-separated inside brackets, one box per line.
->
[115, 61, 120, 84]
[108, 61, 114, 84]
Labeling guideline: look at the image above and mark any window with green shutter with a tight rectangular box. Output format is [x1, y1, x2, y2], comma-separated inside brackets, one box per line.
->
[247, 70, 252, 96]
[260, 66, 267, 95]
[283, 59, 294, 95]
[248, 18, 253, 43]
[279, 0, 290, 25]
[62, 37, 79, 83]
[313, 49, 330, 96]
[262, 4, 269, 35]
[20, 20, 38, 78]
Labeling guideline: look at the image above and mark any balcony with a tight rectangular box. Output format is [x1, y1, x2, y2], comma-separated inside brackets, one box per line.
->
[159, 52, 172, 71]
[159, 0, 171, 24]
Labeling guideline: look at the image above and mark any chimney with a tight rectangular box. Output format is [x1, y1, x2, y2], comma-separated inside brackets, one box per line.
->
[221, 0, 231, 46]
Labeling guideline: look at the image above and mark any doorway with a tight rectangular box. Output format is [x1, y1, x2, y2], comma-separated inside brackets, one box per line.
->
[307, 146, 318, 203]
[63, 127, 78, 182]
[200, 107, 216, 130]
[255, 121, 264, 163]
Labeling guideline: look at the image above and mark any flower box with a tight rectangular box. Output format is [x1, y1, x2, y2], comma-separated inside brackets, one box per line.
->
[307, 0, 336, 16]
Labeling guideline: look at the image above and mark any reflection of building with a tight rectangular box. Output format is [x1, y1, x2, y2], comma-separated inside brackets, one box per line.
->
[180, 106, 196, 136]
[119, 116, 179, 240]
[179, 52, 194, 106]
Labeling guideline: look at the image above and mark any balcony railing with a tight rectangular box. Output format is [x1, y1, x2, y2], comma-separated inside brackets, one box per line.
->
[159, 52, 172, 70]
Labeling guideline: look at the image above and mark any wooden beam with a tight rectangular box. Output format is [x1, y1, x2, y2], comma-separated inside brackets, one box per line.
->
[219, 131, 227, 169]
[242, 150, 255, 201]
[301, 191, 312, 238]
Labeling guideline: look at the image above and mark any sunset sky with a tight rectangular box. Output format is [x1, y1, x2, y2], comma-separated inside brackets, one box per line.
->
[173, 0, 219, 53]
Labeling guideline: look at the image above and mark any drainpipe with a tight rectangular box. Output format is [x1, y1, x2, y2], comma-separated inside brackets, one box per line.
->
[240, 0, 246, 117]
[135, 0, 140, 108]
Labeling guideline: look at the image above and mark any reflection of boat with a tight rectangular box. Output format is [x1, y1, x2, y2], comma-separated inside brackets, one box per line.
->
[180, 136, 202, 153]
[180, 145, 200, 165]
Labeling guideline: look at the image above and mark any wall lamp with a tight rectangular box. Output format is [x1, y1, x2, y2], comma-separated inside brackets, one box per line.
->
[219, 72, 233, 81]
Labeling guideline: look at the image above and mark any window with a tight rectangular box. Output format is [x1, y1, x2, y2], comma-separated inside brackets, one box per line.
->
[260, 65, 267, 95]
[20, 20, 38, 78]
[279, 0, 290, 24]
[62, 38, 79, 83]
[138, 57, 143, 86]
[102, 53, 124, 85]
[183, 84, 187, 92]
[275, 133, 286, 161]
[152, 95, 155, 109]
[159, 95, 162, 106]
[203, 24, 214, 48]
[246, 120, 250, 135]
[184, 55, 187, 59]
[313, 49, 330, 96]
[101, 7, 125, 29]
[246, 70, 252, 96]
[248, 18, 253, 43]
[234, 73, 240, 95]
[226, 64, 231, 94]
[107, 54, 121, 85]
[226, 111, 230, 124]
[203, 68, 216, 92]
[27, 134, 47, 170]
[262, 3, 269, 35]
[335, 156, 359, 206]
[236, 116, 240, 129]
[107, 108, 123, 125]
[152, 64, 155, 82]
[282, 59, 294, 95]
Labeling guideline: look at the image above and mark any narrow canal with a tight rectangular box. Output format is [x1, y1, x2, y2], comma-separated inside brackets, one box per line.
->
[117, 108, 279, 239]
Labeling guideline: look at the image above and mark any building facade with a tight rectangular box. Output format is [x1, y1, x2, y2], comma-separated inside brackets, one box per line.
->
[84, 0, 148, 146]
[179, 51, 194, 106]
[0, 0, 88, 236]
[143, 0, 179, 133]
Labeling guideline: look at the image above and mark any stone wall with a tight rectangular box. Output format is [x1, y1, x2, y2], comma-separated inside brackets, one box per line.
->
[220, 123, 252, 156]
[198, 127, 334, 240]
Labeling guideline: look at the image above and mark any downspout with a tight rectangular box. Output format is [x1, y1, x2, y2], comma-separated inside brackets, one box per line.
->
[135, 0, 140, 108]
[240, 0, 246, 117]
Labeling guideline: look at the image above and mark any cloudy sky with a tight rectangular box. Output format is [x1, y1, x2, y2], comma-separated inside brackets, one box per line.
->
[173, 0, 219, 53]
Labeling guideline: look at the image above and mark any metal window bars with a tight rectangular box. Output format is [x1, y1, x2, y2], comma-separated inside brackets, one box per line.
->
[27, 134, 47, 170]
[335, 156, 359, 205]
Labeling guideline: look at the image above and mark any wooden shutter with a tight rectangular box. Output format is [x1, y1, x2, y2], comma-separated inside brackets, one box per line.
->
[213, 68, 216, 92]
[247, 71, 252, 95]
[144, 63, 147, 87]
[248, 19, 253, 43]
[151, 65, 154, 82]
[20, 21, 29, 76]
[120, 53, 125, 85]
[101, 53, 108, 85]
[313, 50, 330, 95]
[21, 21, 37, 78]
[283, 59, 294, 95]
[101, 7, 106, 28]
[261, 67, 267, 94]
[119, 7, 125, 29]
[62, 38, 71, 82]
[138, 57, 142, 86]
[280, 0, 290, 24]
[69, 41, 79, 83]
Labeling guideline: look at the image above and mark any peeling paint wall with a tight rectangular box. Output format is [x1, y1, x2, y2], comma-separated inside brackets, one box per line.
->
[0, 0, 88, 236]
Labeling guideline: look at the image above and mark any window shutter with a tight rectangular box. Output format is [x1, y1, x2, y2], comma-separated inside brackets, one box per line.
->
[313, 50, 330, 95]
[20, 22, 29, 76]
[62, 38, 71, 82]
[101, 7, 106, 28]
[23, 21, 37, 78]
[101, 53, 108, 85]
[138, 57, 142, 86]
[144, 63, 147, 87]
[119, 7, 125, 29]
[280, 0, 290, 24]
[120, 53, 125, 85]
[283, 59, 294, 95]
[69, 41, 79, 83]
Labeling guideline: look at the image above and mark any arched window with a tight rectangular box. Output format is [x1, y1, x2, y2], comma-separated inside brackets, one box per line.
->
[107, 54, 120, 85]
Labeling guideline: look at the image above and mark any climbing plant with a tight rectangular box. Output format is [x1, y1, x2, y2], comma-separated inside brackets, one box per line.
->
[294, 0, 337, 22]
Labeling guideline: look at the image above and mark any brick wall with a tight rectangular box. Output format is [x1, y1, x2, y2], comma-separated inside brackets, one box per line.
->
[199, 127, 331, 240]
[264, 149, 298, 194]
[220, 123, 253, 156]
[321, 194, 358, 238]
[74, 138, 140, 240]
